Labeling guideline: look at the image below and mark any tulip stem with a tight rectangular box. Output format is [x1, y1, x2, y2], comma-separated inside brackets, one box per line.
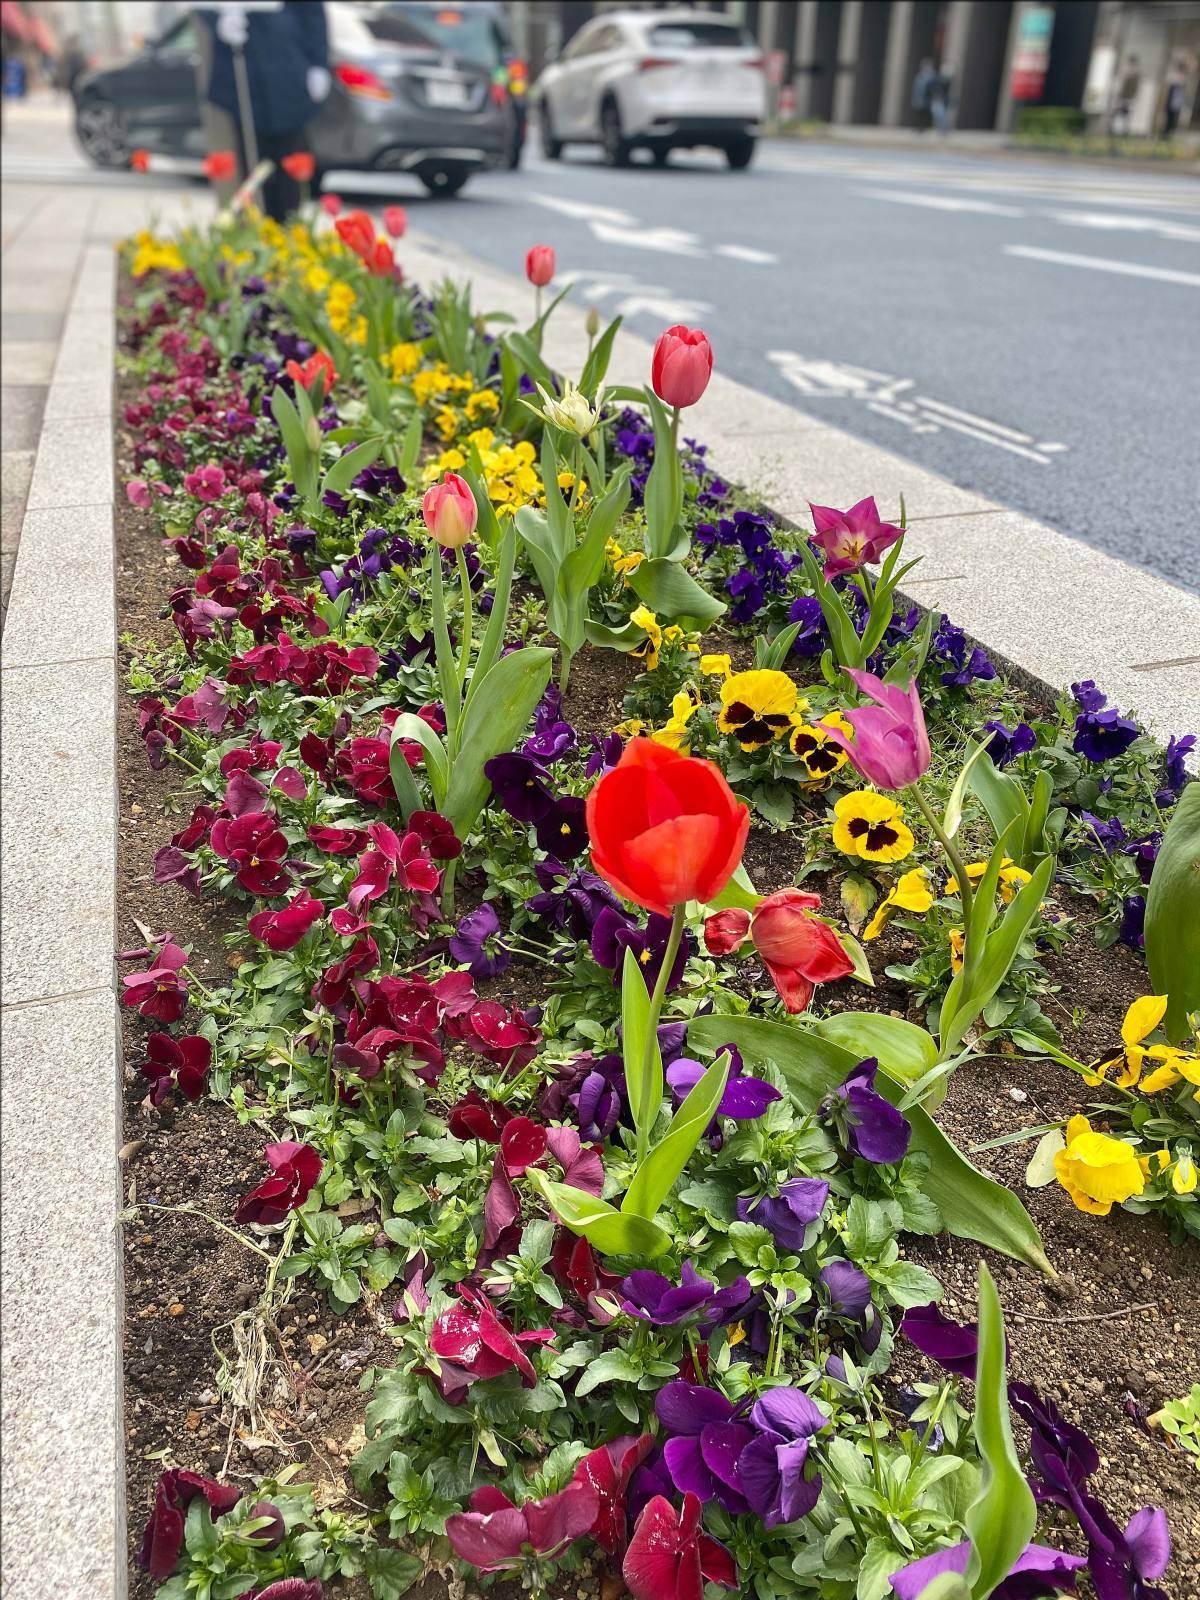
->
[455, 546, 473, 691]
[636, 902, 687, 1165]
[905, 782, 974, 930]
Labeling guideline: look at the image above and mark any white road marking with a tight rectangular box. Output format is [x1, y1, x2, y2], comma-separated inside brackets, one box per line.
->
[1047, 210, 1200, 244]
[528, 192, 637, 226]
[1005, 245, 1200, 286]
[613, 292, 715, 320]
[715, 243, 780, 264]
[588, 218, 705, 256]
[858, 187, 1024, 217]
[559, 272, 713, 323]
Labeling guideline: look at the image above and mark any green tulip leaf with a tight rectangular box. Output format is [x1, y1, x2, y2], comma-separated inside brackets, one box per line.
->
[525, 1169, 670, 1258]
[443, 645, 554, 838]
[628, 558, 726, 626]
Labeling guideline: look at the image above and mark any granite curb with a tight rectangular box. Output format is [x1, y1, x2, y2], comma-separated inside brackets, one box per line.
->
[0, 232, 124, 1600]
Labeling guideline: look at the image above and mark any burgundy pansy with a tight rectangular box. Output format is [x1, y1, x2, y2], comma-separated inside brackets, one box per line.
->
[576, 1433, 655, 1556]
[209, 810, 291, 896]
[253, 1581, 325, 1600]
[139, 1468, 241, 1578]
[429, 1284, 553, 1394]
[622, 1491, 737, 1600]
[122, 939, 189, 1023]
[141, 1032, 211, 1105]
[248, 889, 325, 951]
[235, 1141, 322, 1226]
[446, 1477, 599, 1574]
[447, 1088, 511, 1142]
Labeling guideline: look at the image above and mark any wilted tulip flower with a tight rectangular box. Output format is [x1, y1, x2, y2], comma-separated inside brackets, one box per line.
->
[704, 888, 854, 1013]
[651, 324, 713, 409]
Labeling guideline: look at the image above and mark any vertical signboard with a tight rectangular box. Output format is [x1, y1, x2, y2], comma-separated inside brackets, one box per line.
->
[1009, 5, 1055, 102]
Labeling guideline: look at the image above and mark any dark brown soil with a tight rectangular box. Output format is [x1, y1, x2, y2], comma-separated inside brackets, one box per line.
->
[114, 369, 1199, 1600]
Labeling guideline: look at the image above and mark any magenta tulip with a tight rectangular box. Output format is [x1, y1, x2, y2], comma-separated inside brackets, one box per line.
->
[825, 669, 930, 790]
[651, 325, 713, 409]
[809, 496, 903, 579]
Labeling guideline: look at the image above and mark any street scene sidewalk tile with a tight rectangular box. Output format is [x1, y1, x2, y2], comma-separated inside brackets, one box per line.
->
[2, 503, 115, 668]
[26, 413, 114, 509]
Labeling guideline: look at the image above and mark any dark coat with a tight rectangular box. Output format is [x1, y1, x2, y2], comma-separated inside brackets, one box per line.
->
[201, 2, 329, 137]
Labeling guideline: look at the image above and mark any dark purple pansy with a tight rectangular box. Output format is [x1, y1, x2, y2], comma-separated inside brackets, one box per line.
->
[591, 905, 691, 993]
[1159, 732, 1195, 804]
[483, 752, 554, 822]
[984, 719, 1037, 767]
[622, 1261, 752, 1333]
[900, 1301, 978, 1380]
[1118, 893, 1146, 949]
[534, 794, 588, 860]
[819, 1259, 872, 1320]
[737, 1387, 826, 1529]
[787, 594, 826, 657]
[737, 1176, 830, 1254]
[666, 1056, 781, 1122]
[654, 1381, 752, 1514]
[449, 902, 511, 979]
[822, 1057, 911, 1165]
[889, 1540, 1086, 1600]
[1074, 706, 1139, 764]
[1009, 1382, 1100, 1488]
[585, 730, 624, 777]
[526, 859, 621, 940]
[1072, 679, 1108, 713]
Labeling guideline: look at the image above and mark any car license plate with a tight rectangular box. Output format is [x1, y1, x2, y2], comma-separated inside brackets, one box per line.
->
[425, 78, 471, 109]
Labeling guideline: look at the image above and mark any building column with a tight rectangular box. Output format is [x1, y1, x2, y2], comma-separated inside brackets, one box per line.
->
[791, 0, 820, 117]
[832, 0, 864, 123]
[880, 0, 916, 125]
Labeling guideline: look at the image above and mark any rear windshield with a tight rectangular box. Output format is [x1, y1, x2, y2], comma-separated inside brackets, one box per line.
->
[372, 4, 507, 65]
[647, 22, 754, 49]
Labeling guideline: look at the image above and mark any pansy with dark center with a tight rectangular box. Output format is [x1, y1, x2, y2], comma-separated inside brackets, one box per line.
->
[591, 905, 692, 993]
[789, 718, 851, 785]
[717, 669, 799, 751]
[832, 791, 914, 864]
[534, 794, 588, 860]
[1075, 704, 1140, 764]
[484, 751, 555, 823]
[821, 1056, 912, 1164]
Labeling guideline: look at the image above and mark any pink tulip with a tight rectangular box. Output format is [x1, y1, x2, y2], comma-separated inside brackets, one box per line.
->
[825, 668, 931, 790]
[705, 888, 854, 1013]
[651, 325, 713, 408]
[809, 496, 903, 579]
[422, 471, 478, 549]
[320, 192, 342, 216]
[525, 244, 555, 287]
[383, 205, 407, 238]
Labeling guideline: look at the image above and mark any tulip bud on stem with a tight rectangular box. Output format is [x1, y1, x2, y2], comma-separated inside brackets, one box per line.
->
[635, 901, 687, 1166]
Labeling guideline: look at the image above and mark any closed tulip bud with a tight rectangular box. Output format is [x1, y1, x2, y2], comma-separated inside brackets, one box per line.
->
[383, 205, 407, 238]
[320, 192, 342, 216]
[585, 305, 601, 338]
[304, 416, 322, 451]
[651, 324, 713, 409]
[525, 244, 555, 287]
[422, 472, 478, 549]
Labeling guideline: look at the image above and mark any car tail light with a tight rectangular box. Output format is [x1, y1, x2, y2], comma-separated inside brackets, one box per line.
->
[334, 62, 391, 100]
[490, 80, 508, 106]
[747, 56, 766, 71]
[638, 56, 674, 72]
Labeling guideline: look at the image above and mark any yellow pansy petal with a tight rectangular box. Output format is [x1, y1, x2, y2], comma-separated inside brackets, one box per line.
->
[1121, 994, 1169, 1048]
[1172, 1155, 1197, 1195]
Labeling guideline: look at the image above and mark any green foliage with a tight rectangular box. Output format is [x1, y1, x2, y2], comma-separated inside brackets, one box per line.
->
[1145, 781, 1200, 1042]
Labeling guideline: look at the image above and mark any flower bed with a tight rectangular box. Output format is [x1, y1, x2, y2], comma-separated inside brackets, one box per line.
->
[113, 206, 1199, 1600]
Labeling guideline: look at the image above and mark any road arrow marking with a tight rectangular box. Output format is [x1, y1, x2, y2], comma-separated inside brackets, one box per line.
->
[528, 193, 637, 226]
[858, 188, 1024, 216]
[715, 243, 779, 264]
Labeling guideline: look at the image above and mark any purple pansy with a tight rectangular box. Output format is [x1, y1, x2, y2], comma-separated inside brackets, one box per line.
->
[526, 859, 621, 940]
[821, 1057, 912, 1165]
[1159, 732, 1195, 804]
[1118, 893, 1146, 949]
[655, 1382, 752, 1515]
[1072, 679, 1108, 713]
[534, 794, 588, 860]
[484, 752, 555, 823]
[889, 1541, 1086, 1600]
[737, 1387, 826, 1529]
[622, 1261, 752, 1333]
[984, 720, 1037, 767]
[449, 902, 511, 979]
[591, 905, 691, 993]
[900, 1301, 978, 1380]
[737, 1177, 830, 1254]
[787, 594, 826, 657]
[819, 1259, 872, 1320]
[1074, 705, 1139, 764]
[665, 1055, 781, 1122]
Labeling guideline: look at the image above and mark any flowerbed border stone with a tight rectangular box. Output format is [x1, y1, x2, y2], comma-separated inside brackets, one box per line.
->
[1, 209, 1195, 1600]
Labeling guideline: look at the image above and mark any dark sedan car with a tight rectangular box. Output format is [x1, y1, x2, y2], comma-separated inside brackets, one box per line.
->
[72, 1, 511, 196]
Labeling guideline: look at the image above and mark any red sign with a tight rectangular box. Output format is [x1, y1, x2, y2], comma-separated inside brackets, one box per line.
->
[1010, 5, 1055, 102]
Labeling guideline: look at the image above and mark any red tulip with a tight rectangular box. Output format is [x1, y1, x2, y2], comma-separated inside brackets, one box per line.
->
[422, 471, 478, 549]
[285, 349, 336, 396]
[335, 208, 375, 260]
[383, 204, 407, 238]
[280, 150, 315, 182]
[586, 741, 749, 917]
[525, 244, 555, 287]
[651, 325, 713, 409]
[320, 192, 342, 216]
[130, 148, 150, 173]
[203, 149, 237, 183]
[367, 237, 395, 276]
[623, 1492, 737, 1600]
[704, 889, 854, 1013]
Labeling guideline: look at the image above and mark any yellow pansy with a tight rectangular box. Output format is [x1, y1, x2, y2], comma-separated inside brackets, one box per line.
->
[466, 389, 499, 422]
[945, 858, 1033, 904]
[629, 606, 662, 671]
[614, 718, 647, 739]
[607, 539, 645, 580]
[949, 927, 965, 973]
[717, 670, 802, 751]
[385, 341, 422, 380]
[303, 263, 331, 293]
[790, 715, 851, 788]
[129, 232, 185, 276]
[1139, 1045, 1200, 1095]
[1054, 1114, 1145, 1215]
[1139, 1148, 1170, 1179]
[864, 868, 935, 941]
[700, 653, 731, 678]
[435, 406, 460, 442]
[654, 689, 701, 752]
[1171, 1152, 1197, 1194]
[832, 791, 914, 864]
[1085, 995, 1170, 1089]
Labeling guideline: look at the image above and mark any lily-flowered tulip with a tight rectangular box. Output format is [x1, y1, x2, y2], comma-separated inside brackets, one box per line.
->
[383, 204, 407, 238]
[704, 889, 854, 1013]
[525, 243, 555, 286]
[447, 1476, 598, 1573]
[622, 1491, 737, 1600]
[826, 668, 931, 790]
[737, 1175, 830, 1252]
[525, 378, 602, 438]
[651, 325, 713, 409]
[430, 1285, 553, 1391]
[235, 1141, 322, 1226]
[889, 1541, 1086, 1600]
[422, 471, 478, 548]
[586, 740, 749, 917]
[809, 496, 903, 579]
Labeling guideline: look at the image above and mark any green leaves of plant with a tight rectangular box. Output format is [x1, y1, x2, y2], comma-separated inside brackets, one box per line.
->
[641, 389, 684, 561]
[690, 1015, 1052, 1274]
[442, 645, 553, 838]
[965, 748, 1063, 871]
[964, 1263, 1037, 1597]
[627, 557, 726, 626]
[622, 1052, 730, 1221]
[524, 1169, 671, 1258]
[621, 947, 662, 1147]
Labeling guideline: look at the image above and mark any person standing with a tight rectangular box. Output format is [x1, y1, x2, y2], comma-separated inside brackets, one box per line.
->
[911, 58, 936, 131]
[930, 64, 951, 133]
[197, 1, 331, 221]
[1162, 62, 1186, 138]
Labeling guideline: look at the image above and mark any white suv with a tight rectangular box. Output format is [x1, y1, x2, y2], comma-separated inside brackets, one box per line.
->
[536, 9, 766, 169]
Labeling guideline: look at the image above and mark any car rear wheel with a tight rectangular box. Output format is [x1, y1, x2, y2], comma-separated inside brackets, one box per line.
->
[539, 104, 563, 161]
[600, 101, 631, 168]
[651, 144, 671, 167]
[75, 97, 129, 169]
[724, 135, 756, 170]
[420, 166, 470, 197]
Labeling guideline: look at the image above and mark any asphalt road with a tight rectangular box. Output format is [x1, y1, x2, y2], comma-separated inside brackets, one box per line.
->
[392, 138, 1200, 596]
[5, 103, 1198, 592]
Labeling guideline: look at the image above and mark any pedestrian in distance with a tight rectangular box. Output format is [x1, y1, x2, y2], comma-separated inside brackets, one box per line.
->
[197, 1, 331, 221]
[912, 58, 936, 131]
[930, 65, 952, 134]
[1161, 61, 1187, 138]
